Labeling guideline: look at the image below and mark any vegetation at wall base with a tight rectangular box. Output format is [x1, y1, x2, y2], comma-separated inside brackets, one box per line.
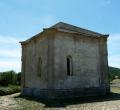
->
[0, 70, 21, 96]
[109, 67, 120, 82]
[0, 85, 21, 96]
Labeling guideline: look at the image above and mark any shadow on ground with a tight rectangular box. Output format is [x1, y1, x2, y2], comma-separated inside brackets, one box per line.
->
[14, 92, 120, 108]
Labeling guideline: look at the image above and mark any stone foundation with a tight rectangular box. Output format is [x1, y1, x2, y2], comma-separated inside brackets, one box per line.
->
[22, 87, 110, 99]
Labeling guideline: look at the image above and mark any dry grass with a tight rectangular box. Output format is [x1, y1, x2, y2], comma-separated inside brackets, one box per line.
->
[0, 85, 20, 96]
[111, 86, 120, 93]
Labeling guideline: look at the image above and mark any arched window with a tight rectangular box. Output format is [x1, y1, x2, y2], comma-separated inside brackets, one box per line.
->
[38, 57, 42, 77]
[67, 56, 73, 76]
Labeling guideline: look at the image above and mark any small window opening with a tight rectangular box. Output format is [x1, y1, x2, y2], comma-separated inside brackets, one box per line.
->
[38, 57, 42, 77]
[67, 56, 72, 76]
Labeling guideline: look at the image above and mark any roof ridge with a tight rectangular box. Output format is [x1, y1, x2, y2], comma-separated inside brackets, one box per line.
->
[51, 22, 103, 36]
[20, 22, 109, 44]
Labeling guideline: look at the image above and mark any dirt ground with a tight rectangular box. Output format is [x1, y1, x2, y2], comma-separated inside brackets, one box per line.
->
[0, 87, 120, 110]
[0, 93, 20, 110]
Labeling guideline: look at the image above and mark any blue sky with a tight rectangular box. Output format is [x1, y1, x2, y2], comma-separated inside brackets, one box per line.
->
[0, 0, 120, 72]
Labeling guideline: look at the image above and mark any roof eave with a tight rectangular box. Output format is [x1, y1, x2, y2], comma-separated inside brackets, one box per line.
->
[101, 34, 109, 37]
[19, 28, 58, 45]
[20, 27, 109, 45]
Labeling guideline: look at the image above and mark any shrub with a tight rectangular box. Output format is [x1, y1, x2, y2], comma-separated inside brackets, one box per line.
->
[0, 85, 21, 95]
[0, 70, 21, 86]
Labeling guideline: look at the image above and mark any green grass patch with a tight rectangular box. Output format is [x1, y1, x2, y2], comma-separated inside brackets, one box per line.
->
[0, 85, 21, 96]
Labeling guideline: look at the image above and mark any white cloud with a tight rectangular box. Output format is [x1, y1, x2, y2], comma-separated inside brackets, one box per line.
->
[108, 55, 120, 67]
[0, 60, 21, 72]
[0, 36, 20, 44]
[108, 34, 120, 42]
[0, 35, 23, 72]
[108, 34, 120, 68]
[0, 49, 20, 58]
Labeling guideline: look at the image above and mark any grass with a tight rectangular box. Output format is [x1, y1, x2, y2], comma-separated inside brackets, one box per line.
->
[0, 85, 21, 96]
[111, 86, 120, 93]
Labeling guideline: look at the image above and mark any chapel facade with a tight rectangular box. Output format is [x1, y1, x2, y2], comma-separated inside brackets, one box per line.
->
[20, 22, 110, 98]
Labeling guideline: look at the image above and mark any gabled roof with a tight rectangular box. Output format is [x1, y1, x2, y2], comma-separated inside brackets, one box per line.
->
[51, 22, 103, 36]
[20, 22, 109, 44]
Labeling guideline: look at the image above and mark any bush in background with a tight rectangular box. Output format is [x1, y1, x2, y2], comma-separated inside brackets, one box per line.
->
[0, 70, 21, 86]
[109, 67, 120, 82]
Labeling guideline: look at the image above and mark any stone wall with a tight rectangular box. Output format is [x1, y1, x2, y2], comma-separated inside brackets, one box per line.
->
[53, 32, 106, 89]
[22, 86, 108, 99]
[21, 34, 49, 89]
[21, 29, 109, 98]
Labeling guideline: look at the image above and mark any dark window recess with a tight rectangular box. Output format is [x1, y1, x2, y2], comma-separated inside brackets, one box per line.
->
[38, 57, 42, 77]
[67, 57, 71, 76]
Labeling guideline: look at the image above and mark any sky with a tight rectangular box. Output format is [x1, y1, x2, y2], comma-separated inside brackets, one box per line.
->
[0, 0, 120, 72]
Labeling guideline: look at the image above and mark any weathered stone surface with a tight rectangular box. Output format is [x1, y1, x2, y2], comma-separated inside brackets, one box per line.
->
[20, 22, 110, 98]
[22, 86, 109, 99]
